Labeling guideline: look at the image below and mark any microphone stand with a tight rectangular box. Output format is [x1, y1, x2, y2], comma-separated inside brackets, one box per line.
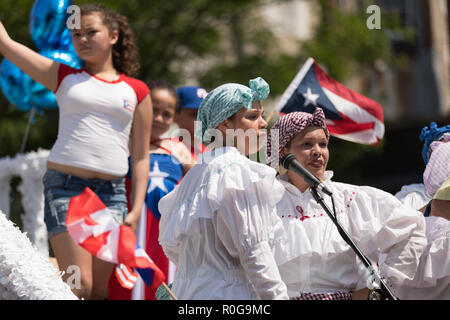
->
[309, 186, 398, 300]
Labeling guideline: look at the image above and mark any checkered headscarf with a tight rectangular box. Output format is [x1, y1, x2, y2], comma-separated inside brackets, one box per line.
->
[267, 108, 329, 167]
[195, 77, 270, 143]
[423, 134, 450, 199]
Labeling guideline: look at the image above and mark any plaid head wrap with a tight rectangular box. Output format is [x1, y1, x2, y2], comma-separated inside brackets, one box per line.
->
[195, 77, 270, 143]
[423, 133, 450, 200]
[267, 108, 329, 167]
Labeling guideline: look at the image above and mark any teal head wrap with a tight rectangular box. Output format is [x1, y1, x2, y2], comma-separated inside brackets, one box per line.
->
[195, 77, 270, 143]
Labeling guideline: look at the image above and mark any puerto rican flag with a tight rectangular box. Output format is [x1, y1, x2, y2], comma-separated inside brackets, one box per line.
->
[66, 187, 165, 291]
[125, 176, 177, 300]
[276, 57, 385, 145]
[108, 156, 181, 300]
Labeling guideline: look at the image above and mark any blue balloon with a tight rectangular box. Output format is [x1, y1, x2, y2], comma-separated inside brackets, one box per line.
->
[30, 49, 84, 110]
[57, 27, 79, 57]
[29, 0, 73, 50]
[0, 58, 34, 111]
[1, 0, 83, 112]
[0, 50, 83, 111]
[40, 48, 84, 69]
[29, 82, 58, 109]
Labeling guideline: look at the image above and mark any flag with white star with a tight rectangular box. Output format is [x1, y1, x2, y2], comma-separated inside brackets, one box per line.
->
[109, 153, 183, 300]
[275, 57, 385, 145]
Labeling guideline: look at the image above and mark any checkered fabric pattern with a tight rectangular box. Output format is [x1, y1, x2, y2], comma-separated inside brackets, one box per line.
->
[423, 136, 450, 198]
[195, 77, 270, 143]
[267, 107, 329, 167]
[290, 291, 352, 300]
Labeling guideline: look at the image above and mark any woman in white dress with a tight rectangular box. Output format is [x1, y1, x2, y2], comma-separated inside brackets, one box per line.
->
[267, 109, 427, 300]
[393, 137, 450, 300]
[157, 78, 289, 300]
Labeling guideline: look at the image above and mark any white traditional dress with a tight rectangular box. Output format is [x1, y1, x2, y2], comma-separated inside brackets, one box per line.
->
[158, 147, 289, 300]
[274, 172, 427, 299]
[393, 216, 450, 300]
[395, 183, 431, 210]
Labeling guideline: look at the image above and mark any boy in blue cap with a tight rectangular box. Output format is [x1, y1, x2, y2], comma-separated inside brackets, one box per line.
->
[174, 86, 209, 161]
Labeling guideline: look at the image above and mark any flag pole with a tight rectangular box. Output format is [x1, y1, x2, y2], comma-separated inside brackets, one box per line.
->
[162, 282, 178, 300]
[20, 106, 36, 154]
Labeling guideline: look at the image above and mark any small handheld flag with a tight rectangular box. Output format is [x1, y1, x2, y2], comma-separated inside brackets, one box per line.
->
[115, 264, 138, 290]
[276, 57, 385, 145]
[66, 187, 165, 290]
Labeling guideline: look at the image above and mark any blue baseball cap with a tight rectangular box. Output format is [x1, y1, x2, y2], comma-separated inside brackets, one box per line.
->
[176, 86, 208, 110]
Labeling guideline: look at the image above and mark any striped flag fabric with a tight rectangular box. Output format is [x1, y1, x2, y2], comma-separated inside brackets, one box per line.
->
[66, 187, 165, 290]
[108, 160, 180, 300]
[276, 57, 385, 145]
[115, 264, 138, 290]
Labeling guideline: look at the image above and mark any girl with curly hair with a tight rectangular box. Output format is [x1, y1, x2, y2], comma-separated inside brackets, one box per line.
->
[0, 4, 153, 299]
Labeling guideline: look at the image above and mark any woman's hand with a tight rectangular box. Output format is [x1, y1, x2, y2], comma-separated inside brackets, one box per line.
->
[123, 210, 140, 232]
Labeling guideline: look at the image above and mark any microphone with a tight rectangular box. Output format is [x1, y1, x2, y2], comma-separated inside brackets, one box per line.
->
[281, 153, 332, 196]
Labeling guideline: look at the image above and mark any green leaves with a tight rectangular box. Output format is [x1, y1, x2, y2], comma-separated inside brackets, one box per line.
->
[0, 0, 401, 163]
[300, 3, 390, 81]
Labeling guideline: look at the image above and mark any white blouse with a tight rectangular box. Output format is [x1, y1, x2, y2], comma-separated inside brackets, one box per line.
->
[395, 183, 431, 210]
[158, 147, 289, 300]
[274, 172, 427, 298]
[393, 216, 450, 300]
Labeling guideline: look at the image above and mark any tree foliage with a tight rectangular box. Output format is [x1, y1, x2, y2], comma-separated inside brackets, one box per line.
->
[0, 0, 294, 157]
[0, 0, 405, 176]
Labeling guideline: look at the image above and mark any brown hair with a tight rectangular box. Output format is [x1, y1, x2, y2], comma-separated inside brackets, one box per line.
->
[80, 4, 140, 76]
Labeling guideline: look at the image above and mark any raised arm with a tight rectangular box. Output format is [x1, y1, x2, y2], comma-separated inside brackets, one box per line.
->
[0, 21, 59, 92]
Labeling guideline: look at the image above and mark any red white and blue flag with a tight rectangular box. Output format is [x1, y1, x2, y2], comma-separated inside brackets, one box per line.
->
[276, 57, 385, 145]
[108, 153, 182, 300]
[66, 187, 165, 291]
[115, 264, 138, 290]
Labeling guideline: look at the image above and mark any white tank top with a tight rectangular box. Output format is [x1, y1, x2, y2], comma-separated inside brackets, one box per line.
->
[48, 64, 150, 176]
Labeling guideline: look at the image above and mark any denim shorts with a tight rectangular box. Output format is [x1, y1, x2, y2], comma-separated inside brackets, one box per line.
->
[43, 169, 128, 239]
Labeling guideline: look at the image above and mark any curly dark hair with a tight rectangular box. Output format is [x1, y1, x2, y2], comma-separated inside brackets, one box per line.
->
[80, 4, 140, 77]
